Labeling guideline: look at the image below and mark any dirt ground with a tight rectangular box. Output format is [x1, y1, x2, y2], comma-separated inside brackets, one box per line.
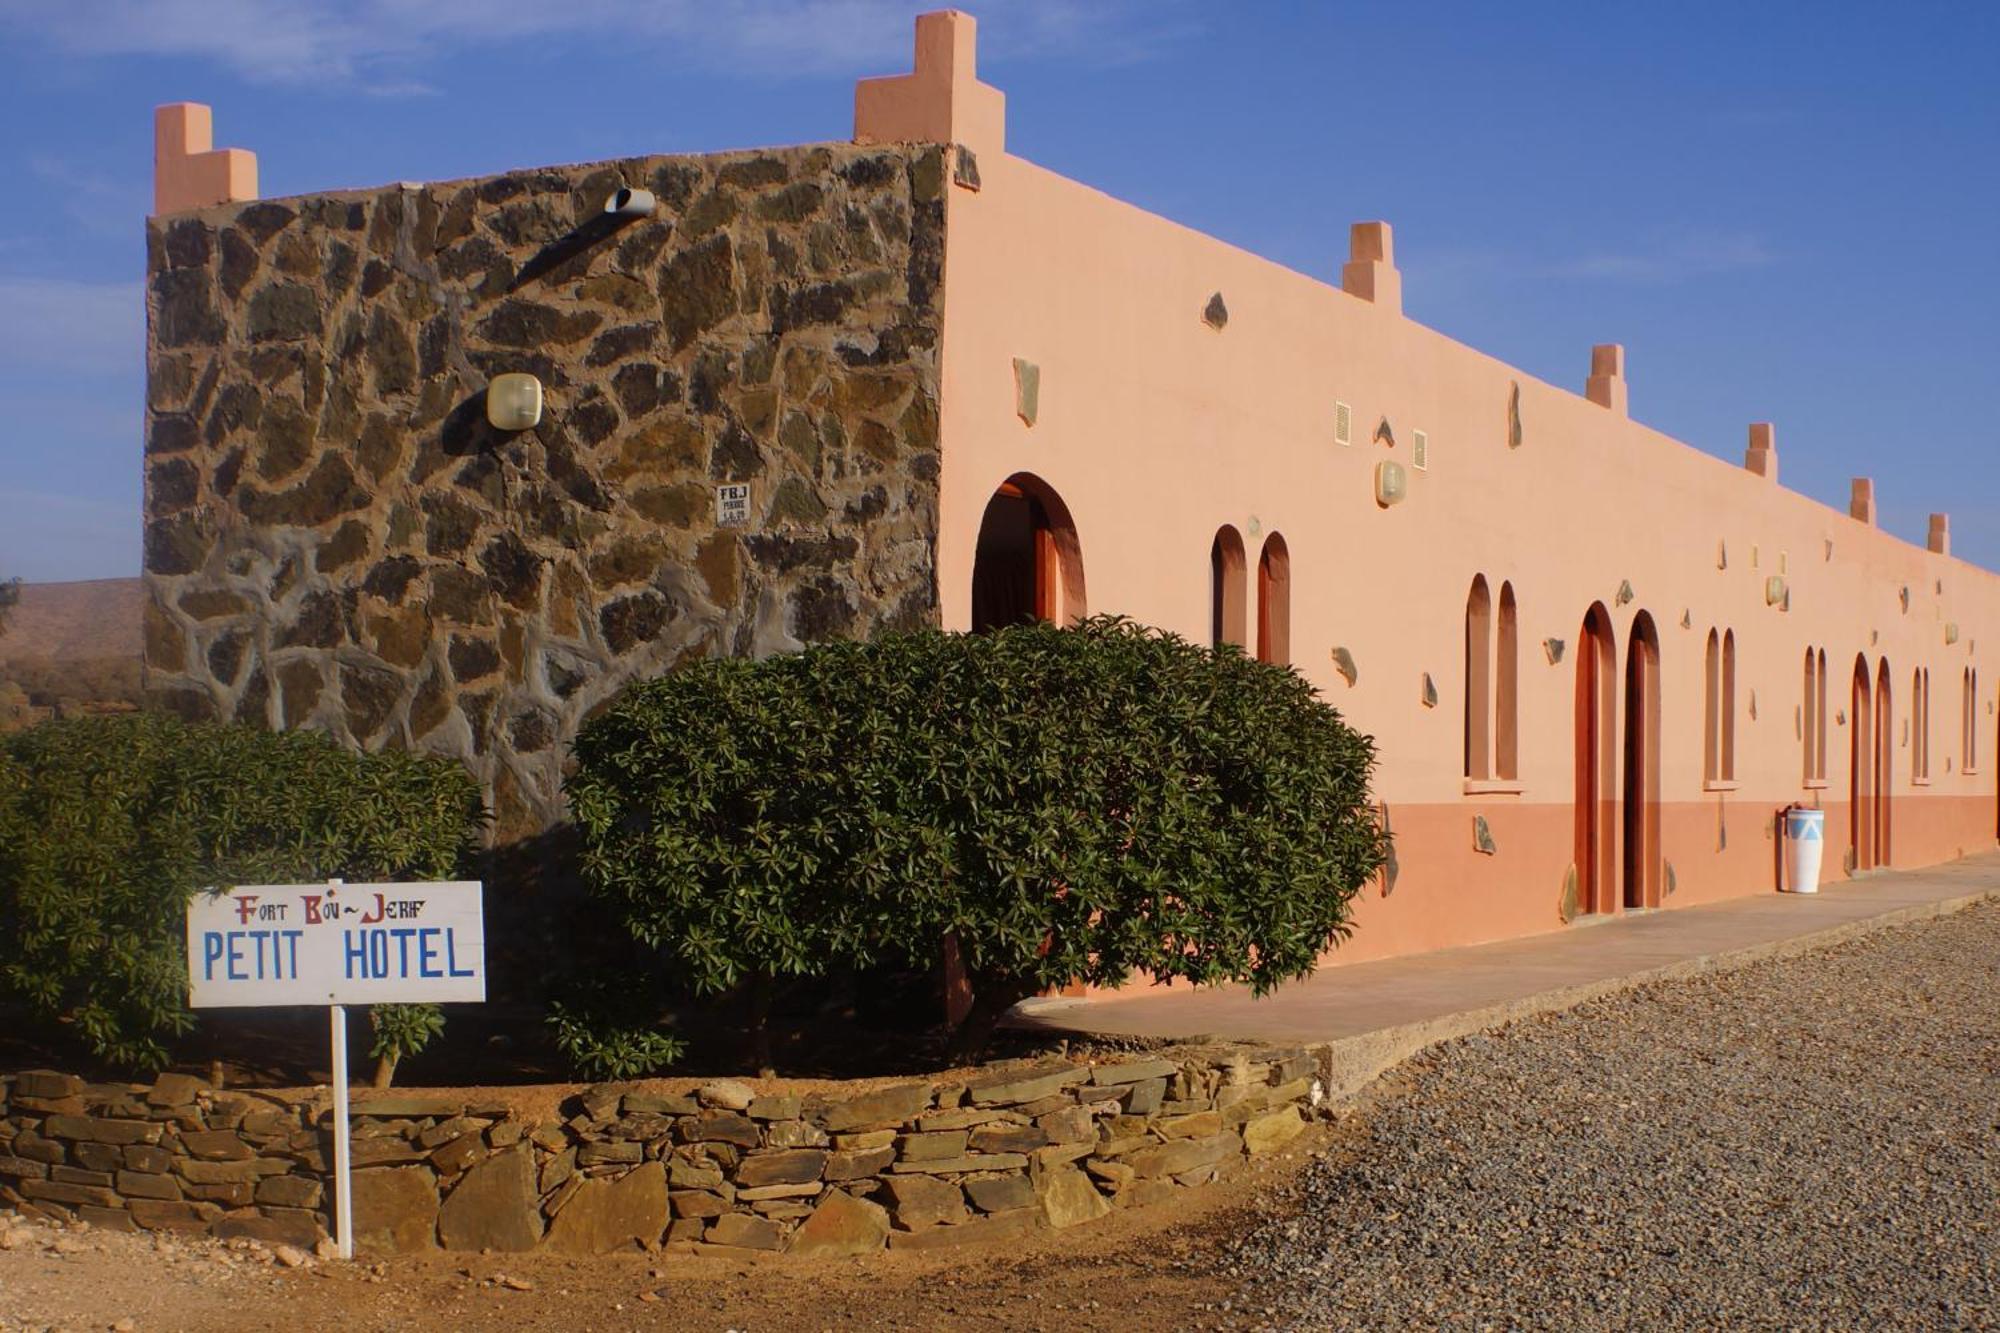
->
[0, 1118, 1336, 1333]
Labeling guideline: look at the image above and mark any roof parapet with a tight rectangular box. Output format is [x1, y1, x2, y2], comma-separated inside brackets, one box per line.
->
[1341, 222, 1401, 314]
[1585, 344, 1627, 416]
[1850, 477, 1877, 526]
[154, 103, 257, 216]
[854, 9, 1006, 154]
[1744, 422, 1777, 481]
[1929, 513, 1950, 556]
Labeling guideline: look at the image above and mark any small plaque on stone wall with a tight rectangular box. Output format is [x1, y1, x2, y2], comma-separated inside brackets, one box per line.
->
[715, 484, 752, 526]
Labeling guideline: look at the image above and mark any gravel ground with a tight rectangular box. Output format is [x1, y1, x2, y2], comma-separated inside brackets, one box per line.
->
[1226, 901, 2000, 1330]
[2, 901, 1995, 1331]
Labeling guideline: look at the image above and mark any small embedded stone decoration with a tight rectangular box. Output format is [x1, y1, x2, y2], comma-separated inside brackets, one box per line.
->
[1377, 801, 1398, 897]
[1472, 815, 1496, 855]
[1203, 292, 1228, 329]
[1681, 609, 1693, 630]
[1871, 630, 1879, 645]
[1558, 865, 1579, 924]
[1615, 579, 1634, 606]
[1012, 357, 1040, 427]
[1946, 622, 1960, 644]
[1665, 861, 1677, 895]
[1420, 673, 1438, 708]
[1844, 847, 1857, 874]
[1717, 816, 1727, 852]
[1718, 541, 1727, 570]
[1837, 708, 1846, 725]
[1506, 381, 1523, 449]
[1544, 638, 1564, 665]
[1373, 416, 1395, 447]
[1749, 690, 1757, 721]
[1331, 646, 1357, 687]
[1900, 586, 1910, 612]
[952, 147, 981, 191]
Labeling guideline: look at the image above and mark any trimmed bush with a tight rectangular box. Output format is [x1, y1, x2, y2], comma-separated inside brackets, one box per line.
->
[565, 617, 1388, 1064]
[0, 713, 485, 1072]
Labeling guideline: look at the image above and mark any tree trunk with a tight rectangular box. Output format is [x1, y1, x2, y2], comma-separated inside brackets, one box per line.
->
[950, 974, 1036, 1060]
[371, 1053, 397, 1089]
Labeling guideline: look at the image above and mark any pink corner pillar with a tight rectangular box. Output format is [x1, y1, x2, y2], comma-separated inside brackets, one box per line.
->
[154, 103, 257, 216]
[854, 10, 1006, 154]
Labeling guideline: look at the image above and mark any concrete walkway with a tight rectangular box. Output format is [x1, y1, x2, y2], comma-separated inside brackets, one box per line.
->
[1013, 852, 2000, 1099]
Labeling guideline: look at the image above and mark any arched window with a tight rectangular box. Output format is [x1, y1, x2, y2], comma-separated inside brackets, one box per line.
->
[1803, 647, 1830, 784]
[1464, 576, 1518, 783]
[1210, 526, 1246, 650]
[1816, 648, 1828, 780]
[1704, 630, 1721, 783]
[1465, 576, 1492, 780]
[1913, 667, 1930, 780]
[1256, 533, 1290, 666]
[1965, 668, 1978, 772]
[1803, 648, 1819, 784]
[1496, 582, 1519, 781]
[1721, 630, 1737, 781]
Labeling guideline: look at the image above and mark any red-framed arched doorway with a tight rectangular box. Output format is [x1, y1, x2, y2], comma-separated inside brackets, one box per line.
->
[1573, 602, 1618, 916]
[969, 473, 1087, 631]
[1623, 612, 1663, 909]
[1851, 654, 1874, 872]
[1875, 658, 1894, 867]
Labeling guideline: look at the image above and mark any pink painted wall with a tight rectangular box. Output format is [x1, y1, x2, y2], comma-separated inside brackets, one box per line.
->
[876, 12, 2000, 968]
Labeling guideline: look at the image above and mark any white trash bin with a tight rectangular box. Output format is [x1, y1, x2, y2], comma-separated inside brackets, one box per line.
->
[1783, 807, 1825, 894]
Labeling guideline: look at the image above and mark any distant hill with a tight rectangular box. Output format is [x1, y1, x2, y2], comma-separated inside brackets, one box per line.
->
[1, 578, 145, 727]
[0, 577, 143, 661]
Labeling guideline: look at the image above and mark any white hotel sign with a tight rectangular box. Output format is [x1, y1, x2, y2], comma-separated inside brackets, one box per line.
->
[186, 880, 486, 1008]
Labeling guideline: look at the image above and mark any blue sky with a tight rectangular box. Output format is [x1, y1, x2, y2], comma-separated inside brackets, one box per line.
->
[0, 1, 1994, 582]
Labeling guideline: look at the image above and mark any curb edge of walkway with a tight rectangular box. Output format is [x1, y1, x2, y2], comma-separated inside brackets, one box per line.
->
[1297, 887, 2000, 1105]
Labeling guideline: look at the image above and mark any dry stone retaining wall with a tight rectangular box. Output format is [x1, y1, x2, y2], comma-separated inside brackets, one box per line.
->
[1, 1049, 1321, 1257]
[141, 141, 948, 840]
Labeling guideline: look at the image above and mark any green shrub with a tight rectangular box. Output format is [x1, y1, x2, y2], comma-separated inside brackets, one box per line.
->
[0, 713, 486, 1072]
[565, 617, 1388, 1060]
[547, 984, 689, 1082]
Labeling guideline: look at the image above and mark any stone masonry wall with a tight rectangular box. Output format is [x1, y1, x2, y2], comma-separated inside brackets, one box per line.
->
[1, 1049, 1320, 1257]
[141, 142, 947, 838]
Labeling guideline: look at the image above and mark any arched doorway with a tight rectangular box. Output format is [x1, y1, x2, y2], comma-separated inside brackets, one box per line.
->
[1209, 526, 1246, 649]
[1256, 533, 1290, 666]
[1875, 659, 1894, 867]
[1573, 603, 1618, 916]
[1851, 654, 1874, 871]
[1622, 612, 1662, 909]
[970, 473, 1086, 632]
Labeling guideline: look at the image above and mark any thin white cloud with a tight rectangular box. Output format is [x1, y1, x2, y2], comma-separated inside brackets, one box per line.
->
[0, 277, 145, 375]
[1547, 229, 1775, 284]
[0, 0, 1192, 89]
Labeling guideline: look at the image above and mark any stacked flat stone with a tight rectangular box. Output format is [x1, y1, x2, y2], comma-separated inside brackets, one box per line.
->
[0, 1049, 1320, 1257]
[0, 1070, 334, 1248]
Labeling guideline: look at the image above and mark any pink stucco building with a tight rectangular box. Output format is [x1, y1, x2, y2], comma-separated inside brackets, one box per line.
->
[145, 10, 1998, 974]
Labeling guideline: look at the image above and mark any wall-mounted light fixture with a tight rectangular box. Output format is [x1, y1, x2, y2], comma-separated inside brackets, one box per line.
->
[1765, 575, 1787, 606]
[604, 187, 656, 217]
[1375, 459, 1407, 507]
[487, 373, 543, 431]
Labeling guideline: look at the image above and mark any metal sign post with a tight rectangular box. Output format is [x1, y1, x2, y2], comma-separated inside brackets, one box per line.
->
[186, 877, 485, 1263]
[329, 1001, 353, 1258]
